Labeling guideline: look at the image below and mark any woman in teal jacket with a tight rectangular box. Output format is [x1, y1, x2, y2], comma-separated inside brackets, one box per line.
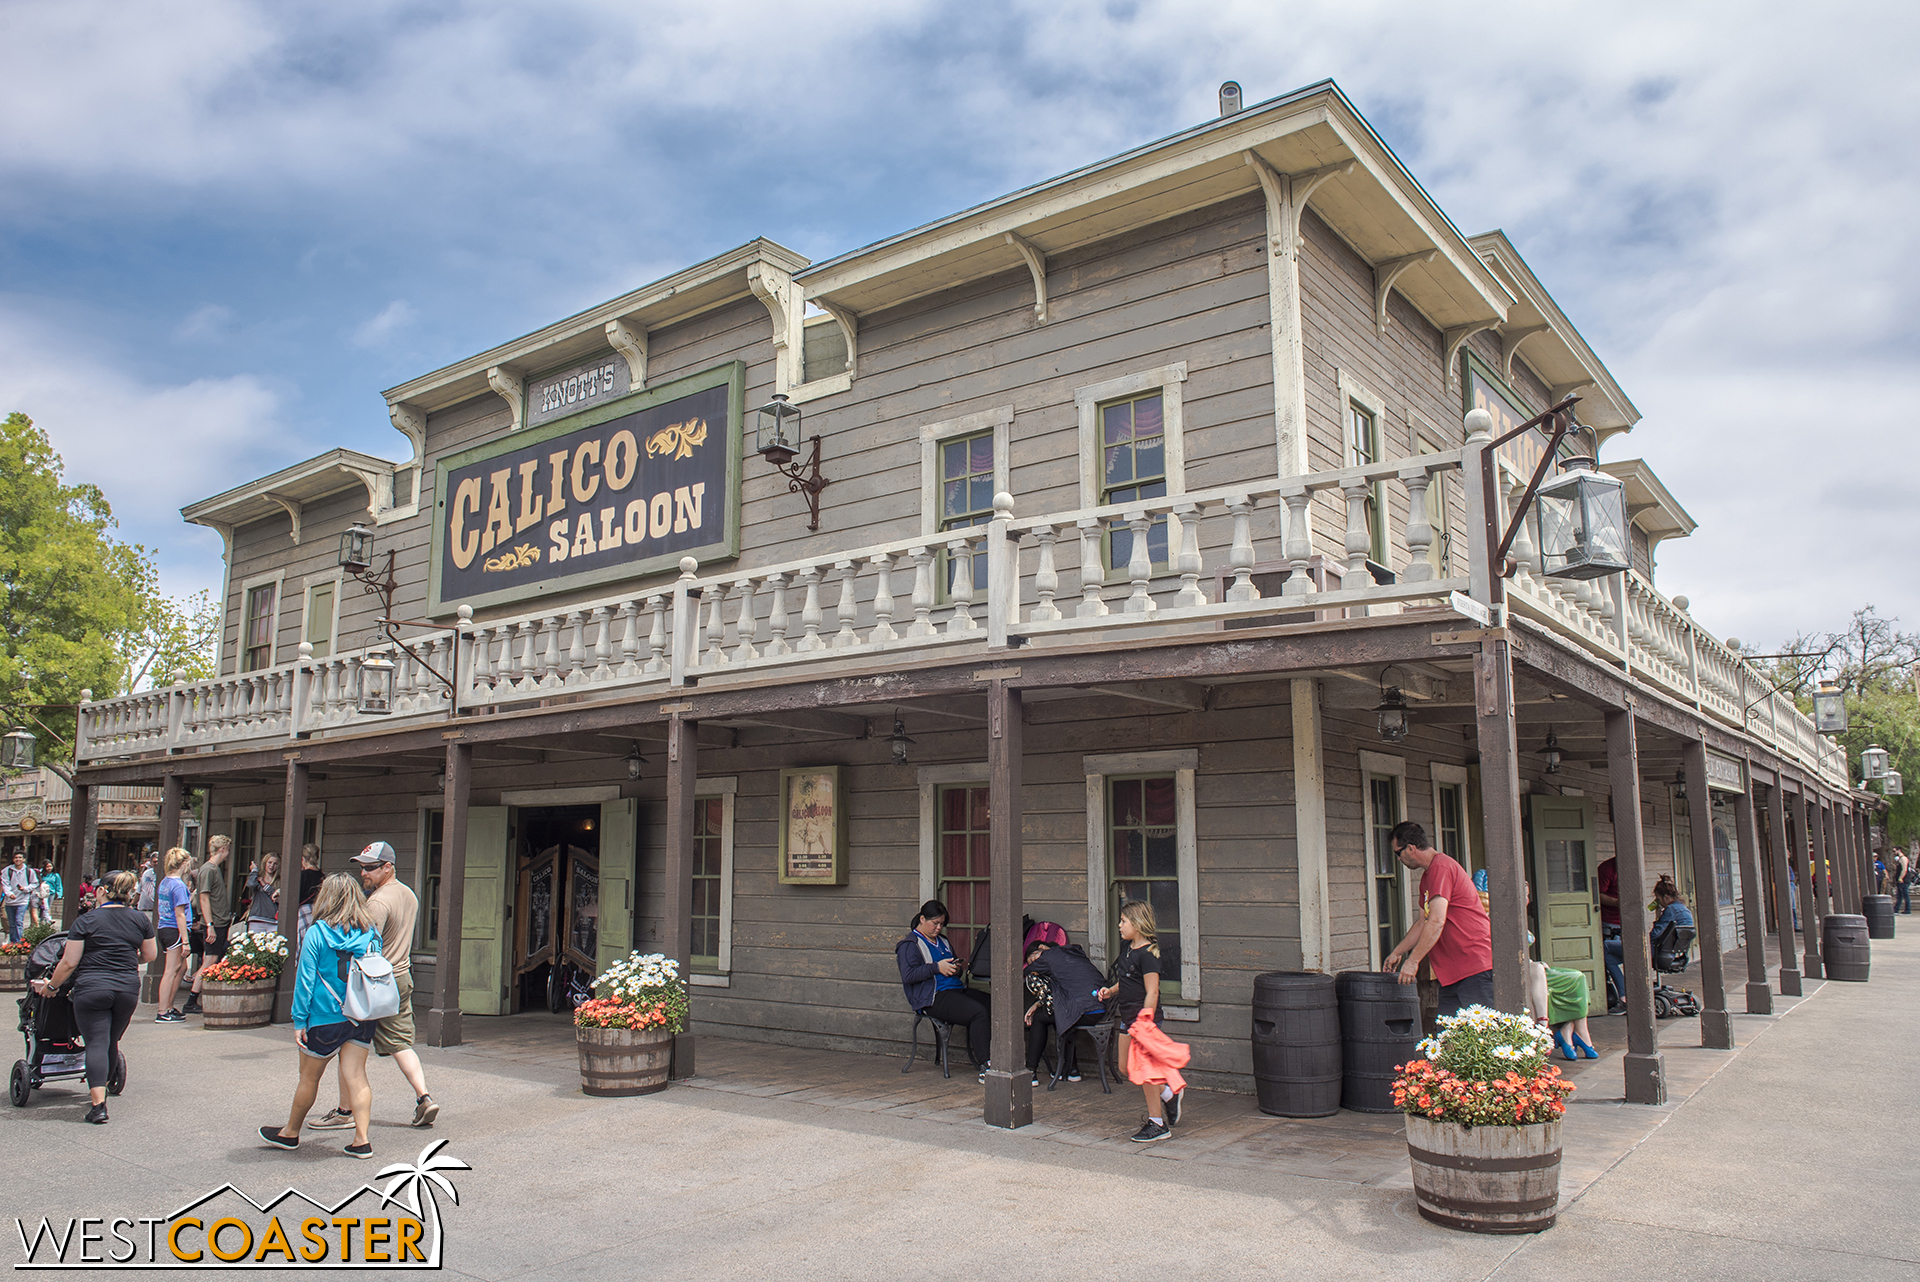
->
[258, 873, 382, 1159]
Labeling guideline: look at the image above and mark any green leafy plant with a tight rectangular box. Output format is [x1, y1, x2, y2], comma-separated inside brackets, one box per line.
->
[1393, 1005, 1574, 1128]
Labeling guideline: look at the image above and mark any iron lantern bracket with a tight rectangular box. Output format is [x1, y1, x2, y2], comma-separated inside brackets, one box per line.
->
[766, 436, 832, 531]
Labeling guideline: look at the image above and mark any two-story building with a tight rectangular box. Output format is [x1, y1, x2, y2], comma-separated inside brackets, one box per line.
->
[70, 80, 1871, 1122]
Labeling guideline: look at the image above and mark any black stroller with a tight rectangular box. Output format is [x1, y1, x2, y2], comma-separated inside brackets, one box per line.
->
[10, 931, 126, 1107]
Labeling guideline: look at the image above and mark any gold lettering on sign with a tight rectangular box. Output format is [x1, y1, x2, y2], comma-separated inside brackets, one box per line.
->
[645, 418, 708, 461]
[515, 459, 544, 533]
[449, 477, 483, 569]
[482, 469, 514, 554]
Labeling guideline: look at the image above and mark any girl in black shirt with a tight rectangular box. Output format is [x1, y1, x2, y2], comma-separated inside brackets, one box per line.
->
[1096, 899, 1177, 1141]
[30, 871, 155, 1124]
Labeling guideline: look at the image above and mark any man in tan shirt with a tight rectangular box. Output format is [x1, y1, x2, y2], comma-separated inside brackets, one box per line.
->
[308, 841, 438, 1131]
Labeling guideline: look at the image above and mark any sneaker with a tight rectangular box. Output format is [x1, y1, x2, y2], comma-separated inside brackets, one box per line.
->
[154, 1010, 185, 1024]
[1031, 1072, 1042, 1087]
[307, 1108, 355, 1131]
[343, 1142, 374, 1160]
[84, 1103, 109, 1125]
[1066, 1070, 1082, 1082]
[259, 1126, 298, 1150]
[1164, 1089, 1184, 1128]
[181, 997, 203, 1015]
[976, 1061, 991, 1083]
[1130, 1120, 1171, 1143]
[410, 1096, 439, 1128]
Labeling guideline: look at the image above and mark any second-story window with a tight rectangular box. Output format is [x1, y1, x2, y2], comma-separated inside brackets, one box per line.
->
[1347, 399, 1386, 565]
[243, 583, 277, 672]
[1102, 392, 1168, 570]
[940, 431, 995, 593]
[304, 582, 335, 660]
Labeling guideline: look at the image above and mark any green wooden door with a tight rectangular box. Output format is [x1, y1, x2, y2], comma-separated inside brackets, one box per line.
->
[459, 806, 510, 1017]
[597, 798, 636, 978]
[1528, 796, 1602, 1000]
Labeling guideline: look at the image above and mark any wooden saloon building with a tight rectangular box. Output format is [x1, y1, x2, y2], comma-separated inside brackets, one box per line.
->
[73, 81, 1871, 1123]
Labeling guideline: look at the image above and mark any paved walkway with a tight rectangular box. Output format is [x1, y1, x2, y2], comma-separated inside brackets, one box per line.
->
[4, 934, 1913, 1279]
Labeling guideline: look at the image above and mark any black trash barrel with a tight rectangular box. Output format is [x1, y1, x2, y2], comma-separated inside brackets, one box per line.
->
[1336, 971, 1422, 1113]
[1251, 972, 1341, 1117]
[1862, 895, 1896, 940]
[1822, 914, 1871, 981]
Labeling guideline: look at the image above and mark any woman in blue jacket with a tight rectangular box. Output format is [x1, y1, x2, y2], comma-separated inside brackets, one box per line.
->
[258, 873, 382, 1159]
[896, 900, 992, 1077]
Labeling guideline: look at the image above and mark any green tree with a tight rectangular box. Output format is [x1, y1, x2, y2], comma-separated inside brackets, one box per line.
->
[0, 411, 150, 763]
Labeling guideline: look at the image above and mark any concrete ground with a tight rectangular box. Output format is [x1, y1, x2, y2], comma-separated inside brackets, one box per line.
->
[5, 933, 1916, 1280]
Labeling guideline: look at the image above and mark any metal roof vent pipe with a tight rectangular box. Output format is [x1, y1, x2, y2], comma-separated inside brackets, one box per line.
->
[1219, 81, 1243, 117]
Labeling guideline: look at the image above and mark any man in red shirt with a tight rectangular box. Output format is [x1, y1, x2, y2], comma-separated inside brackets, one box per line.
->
[1382, 822, 1495, 1017]
[1596, 856, 1626, 1012]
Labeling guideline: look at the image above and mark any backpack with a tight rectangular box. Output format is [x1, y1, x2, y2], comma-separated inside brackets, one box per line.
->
[320, 938, 401, 1022]
[137, 871, 156, 912]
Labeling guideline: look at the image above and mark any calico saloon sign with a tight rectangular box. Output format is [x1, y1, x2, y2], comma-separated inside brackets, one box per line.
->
[430, 362, 743, 613]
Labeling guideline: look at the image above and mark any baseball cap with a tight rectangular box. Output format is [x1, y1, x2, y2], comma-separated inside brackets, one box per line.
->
[352, 841, 397, 866]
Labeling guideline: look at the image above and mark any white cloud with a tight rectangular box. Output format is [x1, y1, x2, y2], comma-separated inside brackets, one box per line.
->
[351, 299, 415, 349]
[174, 303, 234, 342]
[0, 299, 299, 600]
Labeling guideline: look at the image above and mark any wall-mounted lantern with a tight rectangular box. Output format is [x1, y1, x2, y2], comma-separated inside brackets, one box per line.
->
[0, 726, 35, 770]
[356, 654, 396, 716]
[754, 393, 832, 530]
[1862, 744, 1891, 779]
[339, 522, 375, 573]
[1535, 454, 1630, 580]
[1882, 769, 1904, 796]
[1812, 681, 1848, 734]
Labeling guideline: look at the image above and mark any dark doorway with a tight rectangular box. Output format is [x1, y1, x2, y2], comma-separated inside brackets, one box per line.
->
[512, 805, 601, 1014]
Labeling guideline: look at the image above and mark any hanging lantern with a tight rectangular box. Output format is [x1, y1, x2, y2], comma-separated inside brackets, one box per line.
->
[1543, 731, 1562, 775]
[1374, 687, 1410, 742]
[1535, 451, 1630, 580]
[0, 726, 35, 770]
[1883, 770, 1903, 796]
[1812, 681, 1847, 734]
[339, 522, 375, 572]
[356, 654, 396, 715]
[754, 393, 803, 466]
[889, 716, 916, 766]
[627, 742, 647, 780]
[1862, 744, 1891, 779]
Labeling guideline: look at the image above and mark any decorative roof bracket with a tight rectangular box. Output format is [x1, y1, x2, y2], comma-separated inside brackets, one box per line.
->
[1442, 322, 1496, 388]
[1244, 154, 1355, 260]
[387, 401, 426, 468]
[1500, 323, 1551, 384]
[1003, 231, 1049, 323]
[817, 299, 859, 374]
[747, 261, 800, 393]
[1374, 251, 1437, 336]
[486, 366, 526, 432]
[605, 318, 648, 392]
[264, 492, 303, 544]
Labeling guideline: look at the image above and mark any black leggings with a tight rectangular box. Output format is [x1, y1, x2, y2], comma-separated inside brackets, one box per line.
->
[927, 989, 992, 1066]
[1025, 1015, 1081, 1074]
[71, 981, 137, 1089]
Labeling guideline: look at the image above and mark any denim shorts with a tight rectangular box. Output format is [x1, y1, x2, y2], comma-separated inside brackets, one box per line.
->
[300, 1019, 376, 1060]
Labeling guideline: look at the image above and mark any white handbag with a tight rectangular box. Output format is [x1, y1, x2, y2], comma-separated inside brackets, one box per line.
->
[323, 947, 401, 1022]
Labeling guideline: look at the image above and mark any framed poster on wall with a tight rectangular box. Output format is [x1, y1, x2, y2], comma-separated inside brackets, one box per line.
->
[778, 766, 848, 886]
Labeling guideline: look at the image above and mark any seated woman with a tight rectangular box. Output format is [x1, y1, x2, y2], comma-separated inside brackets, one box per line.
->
[1022, 938, 1106, 1086]
[1526, 957, 1598, 1061]
[1649, 875, 1695, 958]
[895, 900, 992, 1077]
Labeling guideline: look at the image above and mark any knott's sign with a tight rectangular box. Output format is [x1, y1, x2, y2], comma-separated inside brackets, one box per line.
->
[430, 362, 743, 614]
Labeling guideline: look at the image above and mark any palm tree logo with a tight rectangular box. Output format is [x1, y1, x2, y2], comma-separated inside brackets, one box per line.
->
[376, 1139, 471, 1267]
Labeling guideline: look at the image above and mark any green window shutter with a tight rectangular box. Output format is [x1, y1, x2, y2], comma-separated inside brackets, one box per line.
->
[597, 798, 636, 977]
[458, 807, 511, 1016]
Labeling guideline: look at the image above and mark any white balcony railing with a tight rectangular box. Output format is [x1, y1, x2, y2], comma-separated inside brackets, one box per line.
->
[76, 437, 1847, 788]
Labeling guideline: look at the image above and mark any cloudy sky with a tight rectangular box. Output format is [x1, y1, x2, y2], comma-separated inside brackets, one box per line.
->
[3, 0, 1915, 652]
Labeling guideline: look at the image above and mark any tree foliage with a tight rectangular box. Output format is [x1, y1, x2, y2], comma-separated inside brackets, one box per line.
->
[0, 412, 216, 765]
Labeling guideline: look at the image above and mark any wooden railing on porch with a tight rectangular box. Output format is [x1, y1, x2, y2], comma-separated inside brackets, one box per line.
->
[75, 440, 1845, 786]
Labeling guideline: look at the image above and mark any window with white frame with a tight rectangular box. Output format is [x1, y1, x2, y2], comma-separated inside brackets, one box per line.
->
[1338, 370, 1388, 566]
[1075, 364, 1187, 574]
[920, 407, 1012, 596]
[1359, 750, 1408, 970]
[1430, 762, 1473, 878]
[1083, 749, 1199, 1011]
[302, 575, 340, 661]
[917, 762, 989, 952]
[239, 573, 283, 673]
[689, 777, 736, 983]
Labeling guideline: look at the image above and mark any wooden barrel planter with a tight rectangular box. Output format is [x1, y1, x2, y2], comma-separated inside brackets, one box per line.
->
[201, 979, 277, 1028]
[578, 1026, 672, 1097]
[0, 955, 26, 992]
[1821, 914, 1871, 982]
[1862, 895, 1895, 940]
[1406, 1114, 1562, 1234]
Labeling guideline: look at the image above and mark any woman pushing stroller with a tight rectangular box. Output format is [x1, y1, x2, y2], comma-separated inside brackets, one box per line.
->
[27, 871, 155, 1123]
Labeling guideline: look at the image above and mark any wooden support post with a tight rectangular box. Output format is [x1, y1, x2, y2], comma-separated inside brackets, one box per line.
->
[1474, 637, 1529, 1012]
[1854, 807, 1872, 910]
[1682, 741, 1732, 1049]
[1766, 784, 1801, 995]
[1605, 708, 1664, 1103]
[1810, 796, 1833, 933]
[1791, 791, 1823, 980]
[273, 758, 308, 1023]
[983, 678, 1029, 1129]
[1732, 778, 1771, 1015]
[664, 714, 697, 1078]
[1832, 803, 1854, 912]
[63, 783, 91, 929]
[424, 741, 471, 1047]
